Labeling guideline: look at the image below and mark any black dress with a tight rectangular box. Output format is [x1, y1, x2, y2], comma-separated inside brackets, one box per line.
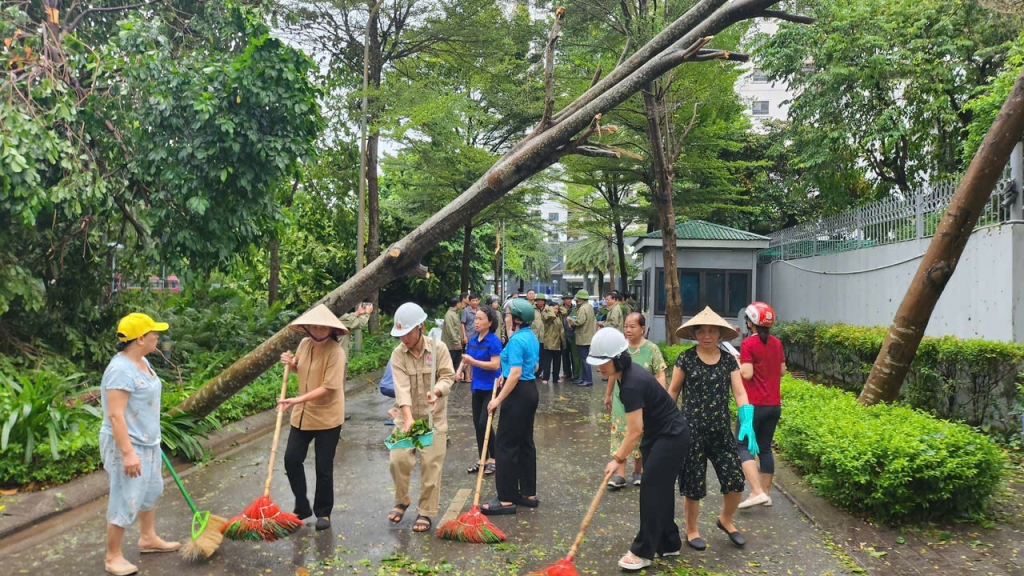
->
[617, 362, 689, 560]
[675, 347, 745, 500]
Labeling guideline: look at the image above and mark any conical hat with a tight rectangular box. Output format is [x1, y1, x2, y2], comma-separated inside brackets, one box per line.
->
[289, 304, 348, 334]
[675, 306, 739, 341]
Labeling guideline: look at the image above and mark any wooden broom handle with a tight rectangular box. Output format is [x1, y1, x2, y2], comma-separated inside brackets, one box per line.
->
[263, 365, 290, 497]
[471, 377, 501, 507]
[566, 470, 615, 561]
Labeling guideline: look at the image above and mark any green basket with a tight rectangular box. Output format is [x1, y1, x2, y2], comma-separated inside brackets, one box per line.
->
[385, 430, 434, 450]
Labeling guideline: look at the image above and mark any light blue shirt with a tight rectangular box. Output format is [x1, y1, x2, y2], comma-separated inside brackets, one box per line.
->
[501, 327, 539, 381]
[100, 354, 162, 447]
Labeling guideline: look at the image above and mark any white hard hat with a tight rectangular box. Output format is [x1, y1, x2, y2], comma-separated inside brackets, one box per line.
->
[586, 327, 629, 366]
[391, 302, 428, 337]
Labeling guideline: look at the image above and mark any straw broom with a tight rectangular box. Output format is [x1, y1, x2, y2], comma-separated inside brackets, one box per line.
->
[159, 450, 225, 560]
[436, 377, 505, 543]
[527, 471, 614, 576]
[222, 366, 303, 541]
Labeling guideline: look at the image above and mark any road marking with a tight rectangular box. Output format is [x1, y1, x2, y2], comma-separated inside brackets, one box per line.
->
[440, 488, 472, 525]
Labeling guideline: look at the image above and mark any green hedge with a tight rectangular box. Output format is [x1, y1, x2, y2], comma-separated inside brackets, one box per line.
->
[777, 375, 1007, 522]
[659, 343, 694, 367]
[773, 321, 1024, 437]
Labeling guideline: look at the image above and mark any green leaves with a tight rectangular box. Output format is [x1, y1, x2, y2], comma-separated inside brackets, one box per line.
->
[777, 375, 1007, 522]
[754, 0, 1024, 198]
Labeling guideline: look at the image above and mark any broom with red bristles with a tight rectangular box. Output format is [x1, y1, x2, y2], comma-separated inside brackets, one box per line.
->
[527, 470, 614, 576]
[222, 366, 303, 541]
[436, 377, 505, 543]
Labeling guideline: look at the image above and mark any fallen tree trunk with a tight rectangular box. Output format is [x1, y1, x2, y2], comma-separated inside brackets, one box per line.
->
[859, 66, 1024, 406]
[175, 0, 808, 417]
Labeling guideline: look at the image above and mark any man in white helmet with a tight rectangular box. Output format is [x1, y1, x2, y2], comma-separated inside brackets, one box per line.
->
[385, 302, 456, 534]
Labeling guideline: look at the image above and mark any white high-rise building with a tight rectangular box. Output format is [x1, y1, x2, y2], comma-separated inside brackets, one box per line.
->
[734, 20, 796, 130]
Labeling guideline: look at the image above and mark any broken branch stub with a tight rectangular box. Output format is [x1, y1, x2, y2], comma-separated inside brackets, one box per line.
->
[174, 0, 799, 418]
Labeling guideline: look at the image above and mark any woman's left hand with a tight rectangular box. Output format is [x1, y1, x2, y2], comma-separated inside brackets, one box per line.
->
[487, 398, 501, 414]
[604, 459, 620, 479]
[277, 397, 299, 412]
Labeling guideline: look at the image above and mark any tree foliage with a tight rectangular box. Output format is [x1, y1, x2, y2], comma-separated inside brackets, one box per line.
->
[754, 0, 1024, 196]
[0, 1, 323, 361]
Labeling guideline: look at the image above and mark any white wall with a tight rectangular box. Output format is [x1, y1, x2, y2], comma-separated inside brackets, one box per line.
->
[757, 224, 1021, 341]
[736, 20, 795, 130]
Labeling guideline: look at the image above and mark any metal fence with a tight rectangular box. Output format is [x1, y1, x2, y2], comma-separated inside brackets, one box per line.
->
[759, 163, 1018, 264]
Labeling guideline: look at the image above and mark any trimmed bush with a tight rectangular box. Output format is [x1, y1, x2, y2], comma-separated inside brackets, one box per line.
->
[777, 375, 1007, 522]
[773, 321, 1024, 437]
[659, 343, 694, 367]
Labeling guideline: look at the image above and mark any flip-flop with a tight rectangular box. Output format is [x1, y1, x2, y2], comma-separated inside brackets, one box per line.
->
[139, 540, 180, 554]
[105, 559, 138, 575]
[484, 463, 496, 475]
[480, 497, 516, 516]
[517, 496, 540, 508]
[412, 515, 432, 533]
[388, 502, 410, 523]
[467, 464, 480, 474]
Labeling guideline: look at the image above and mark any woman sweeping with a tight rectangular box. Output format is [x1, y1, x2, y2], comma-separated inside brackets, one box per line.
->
[604, 312, 667, 489]
[736, 302, 785, 510]
[278, 305, 349, 531]
[101, 313, 180, 576]
[668, 307, 758, 551]
[589, 328, 689, 571]
[462, 305, 503, 476]
[482, 299, 540, 516]
[387, 302, 456, 533]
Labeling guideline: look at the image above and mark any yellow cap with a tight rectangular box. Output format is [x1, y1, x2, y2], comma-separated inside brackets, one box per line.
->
[117, 313, 169, 342]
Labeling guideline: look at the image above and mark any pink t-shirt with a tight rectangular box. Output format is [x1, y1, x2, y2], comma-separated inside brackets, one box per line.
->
[739, 334, 784, 406]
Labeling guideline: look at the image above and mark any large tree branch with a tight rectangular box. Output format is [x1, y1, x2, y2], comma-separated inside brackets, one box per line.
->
[541, 7, 567, 129]
[761, 10, 816, 25]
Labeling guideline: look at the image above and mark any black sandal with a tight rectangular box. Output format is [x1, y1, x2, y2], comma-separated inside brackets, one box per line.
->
[517, 495, 539, 508]
[484, 463, 495, 475]
[467, 464, 480, 474]
[388, 503, 409, 524]
[412, 515, 432, 533]
[480, 497, 516, 516]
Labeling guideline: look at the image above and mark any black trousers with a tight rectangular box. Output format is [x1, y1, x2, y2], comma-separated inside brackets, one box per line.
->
[632, 429, 690, 560]
[543, 347, 562, 382]
[495, 379, 539, 502]
[471, 389, 496, 460]
[562, 343, 576, 379]
[449, 349, 463, 371]
[736, 405, 782, 474]
[538, 349, 551, 381]
[284, 425, 341, 518]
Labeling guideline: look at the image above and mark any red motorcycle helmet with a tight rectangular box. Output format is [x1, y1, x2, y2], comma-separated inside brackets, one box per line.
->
[745, 302, 776, 328]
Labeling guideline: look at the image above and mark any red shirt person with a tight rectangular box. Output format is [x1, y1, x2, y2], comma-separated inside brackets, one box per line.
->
[736, 302, 786, 510]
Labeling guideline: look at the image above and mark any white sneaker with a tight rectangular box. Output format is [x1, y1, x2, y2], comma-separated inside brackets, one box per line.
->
[617, 553, 652, 571]
[738, 492, 771, 509]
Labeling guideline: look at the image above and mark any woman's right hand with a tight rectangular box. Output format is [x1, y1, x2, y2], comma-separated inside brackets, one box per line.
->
[604, 394, 612, 412]
[122, 450, 142, 478]
[280, 351, 296, 368]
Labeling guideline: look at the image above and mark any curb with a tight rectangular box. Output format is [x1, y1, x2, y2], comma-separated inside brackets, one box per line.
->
[0, 368, 383, 543]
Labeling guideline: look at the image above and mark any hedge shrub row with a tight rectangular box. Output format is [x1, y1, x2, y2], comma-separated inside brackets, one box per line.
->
[776, 375, 1007, 522]
[773, 321, 1024, 437]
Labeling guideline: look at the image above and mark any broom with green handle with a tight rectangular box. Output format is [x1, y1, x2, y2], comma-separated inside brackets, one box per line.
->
[160, 450, 225, 560]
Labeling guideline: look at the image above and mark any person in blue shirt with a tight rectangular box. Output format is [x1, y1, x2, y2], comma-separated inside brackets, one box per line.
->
[481, 298, 540, 516]
[461, 306, 503, 476]
[100, 313, 180, 576]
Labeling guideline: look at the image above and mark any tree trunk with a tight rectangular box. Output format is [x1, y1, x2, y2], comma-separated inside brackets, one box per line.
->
[606, 237, 617, 293]
[268, 236, 280, 307]
[461, 223, 474, 293]
[859, 67, 1024, 406]
[173, 0, 802, 418]
[614, 217, 629, 293]
[644, 89, 683, 344]
[595, 269, 604, 296]
[366, 25, 383, 333]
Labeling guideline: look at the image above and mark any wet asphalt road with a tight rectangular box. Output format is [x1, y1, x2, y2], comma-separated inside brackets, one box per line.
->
[2, 375, 853, 575]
